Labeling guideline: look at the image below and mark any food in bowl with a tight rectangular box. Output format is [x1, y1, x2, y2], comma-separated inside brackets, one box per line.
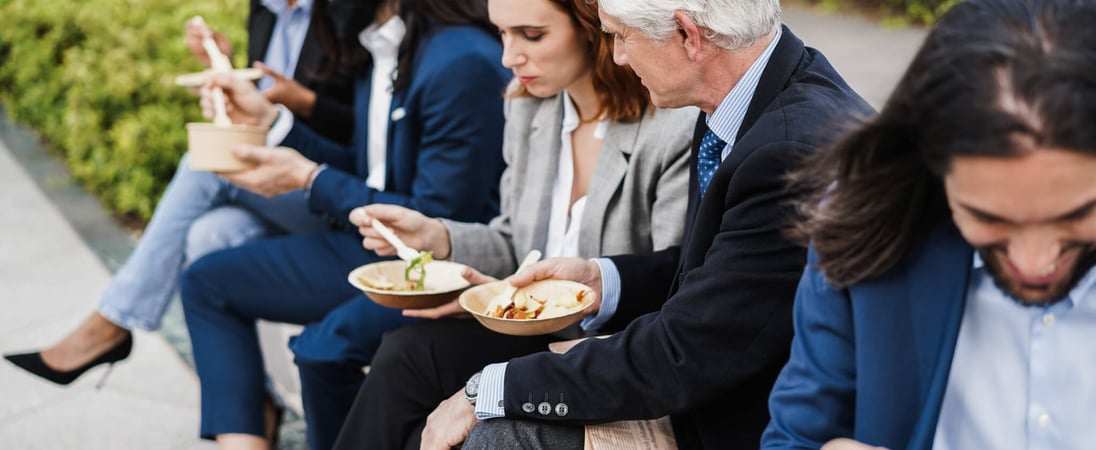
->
[355, 251, 434, 292]
[487, 285, 591, 320]
[402, 251, 433, 291]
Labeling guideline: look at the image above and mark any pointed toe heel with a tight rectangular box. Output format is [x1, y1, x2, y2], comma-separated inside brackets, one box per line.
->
[3, 333, 133, 386]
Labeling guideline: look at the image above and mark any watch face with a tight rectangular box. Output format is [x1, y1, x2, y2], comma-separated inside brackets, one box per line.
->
[465, 371, 481, 398]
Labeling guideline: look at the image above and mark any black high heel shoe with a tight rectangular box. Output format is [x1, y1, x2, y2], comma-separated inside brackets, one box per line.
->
[3, 333, 132, 388]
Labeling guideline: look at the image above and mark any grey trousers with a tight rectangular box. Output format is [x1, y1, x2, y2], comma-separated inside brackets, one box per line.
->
[463, 419, 585, 450]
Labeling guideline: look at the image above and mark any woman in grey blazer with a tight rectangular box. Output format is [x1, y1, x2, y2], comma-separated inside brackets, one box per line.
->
[322, 0, 696, 447]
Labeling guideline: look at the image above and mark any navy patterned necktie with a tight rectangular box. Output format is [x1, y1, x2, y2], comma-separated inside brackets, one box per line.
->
[697, 129, 727, 195]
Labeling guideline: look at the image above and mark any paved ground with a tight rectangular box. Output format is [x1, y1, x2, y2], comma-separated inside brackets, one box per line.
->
[0, 5, 926, 449]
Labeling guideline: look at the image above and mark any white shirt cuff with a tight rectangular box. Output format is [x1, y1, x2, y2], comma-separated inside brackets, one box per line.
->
[266, 104, 294, 146]
[474, 362, 508, 419]
[581, 258, 621, 331]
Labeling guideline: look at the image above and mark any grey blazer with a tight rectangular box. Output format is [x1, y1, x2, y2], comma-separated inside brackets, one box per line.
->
[444, 93, 696, 278]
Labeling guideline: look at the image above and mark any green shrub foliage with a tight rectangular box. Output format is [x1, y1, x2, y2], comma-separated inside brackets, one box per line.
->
[815, 0, 958, 23]
[876, 0, 958, 23]
[0, 0, 247, 220]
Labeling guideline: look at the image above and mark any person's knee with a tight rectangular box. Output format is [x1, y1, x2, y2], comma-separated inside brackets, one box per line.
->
[186, 207, 267, 262]
[370, 325, 426, 372]
[179, 253, 228, 311]
[464, 420, 583, 450]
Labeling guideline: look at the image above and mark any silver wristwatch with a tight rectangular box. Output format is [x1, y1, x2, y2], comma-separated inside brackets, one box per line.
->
[465, 371, 482, 406]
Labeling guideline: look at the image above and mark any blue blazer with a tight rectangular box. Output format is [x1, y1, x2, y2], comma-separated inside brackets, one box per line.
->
[763, 223, 975, 449]
[279, 25, 510, 229]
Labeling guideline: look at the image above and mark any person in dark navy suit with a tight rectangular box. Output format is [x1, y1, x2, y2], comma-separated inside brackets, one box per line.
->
[177, 0, 510, 448]
[763, 1, 1096, 449]
[416, 0, 871, 449]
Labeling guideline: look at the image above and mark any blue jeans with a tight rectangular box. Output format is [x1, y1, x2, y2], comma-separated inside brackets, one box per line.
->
[97, 154, 330, 331]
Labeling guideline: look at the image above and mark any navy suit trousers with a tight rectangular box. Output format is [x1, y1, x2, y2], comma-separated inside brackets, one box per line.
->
[180, 230, 416, 447]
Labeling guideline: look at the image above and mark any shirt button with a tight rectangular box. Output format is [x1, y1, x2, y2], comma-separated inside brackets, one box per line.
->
[522, 402, 536, 413]
[538, 402, 552, 416]
[1037, 413, 1052, 428]
[1042, 313, 1055, 326]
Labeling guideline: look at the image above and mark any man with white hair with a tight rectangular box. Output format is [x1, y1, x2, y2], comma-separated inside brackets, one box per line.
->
[417, 0, 871, 448]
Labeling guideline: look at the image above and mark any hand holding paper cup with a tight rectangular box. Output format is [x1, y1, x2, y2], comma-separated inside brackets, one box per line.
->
[183, 16, 270, 173]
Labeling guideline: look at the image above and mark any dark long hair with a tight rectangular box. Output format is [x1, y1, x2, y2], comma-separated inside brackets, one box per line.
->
[393, 0, 496, 91]
[310, 0, 496, 91]
[508, 0, 650, 122]
[790, 0, 1096, 287]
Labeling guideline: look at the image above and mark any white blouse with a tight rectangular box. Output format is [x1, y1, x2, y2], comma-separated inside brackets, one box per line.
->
[543, 92, 608, 258]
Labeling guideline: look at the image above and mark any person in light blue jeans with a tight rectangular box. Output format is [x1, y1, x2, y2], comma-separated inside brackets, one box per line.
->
[3, 0, 354, 385]
[4, 153, 331, 385]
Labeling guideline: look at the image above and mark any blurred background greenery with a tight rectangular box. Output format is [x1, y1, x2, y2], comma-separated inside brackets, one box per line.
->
[0, 0, 246, 221]
[0, 0, 948, 223]
[800, 0, 957, 24]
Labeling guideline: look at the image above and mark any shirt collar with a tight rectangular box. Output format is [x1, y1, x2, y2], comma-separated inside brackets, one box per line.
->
[561, 90, 580, 132]
[359, 16, 406, 58]
[560, 91, 609, 139]
[261, 0, 312, 16]
[972, 252, 1096, 307]
[705, 27, 782, 146]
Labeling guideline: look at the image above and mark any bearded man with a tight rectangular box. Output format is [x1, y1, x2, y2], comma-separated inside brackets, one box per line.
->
[763, 0, 1096, 449]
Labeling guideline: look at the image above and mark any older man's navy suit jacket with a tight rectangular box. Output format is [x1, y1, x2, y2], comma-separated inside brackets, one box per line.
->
[499, 27, 872, 449]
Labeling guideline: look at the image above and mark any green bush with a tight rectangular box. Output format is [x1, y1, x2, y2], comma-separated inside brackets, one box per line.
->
[874, 0, 959, 24]
[813, 0, 959, 24]
[0, 0, 247, 221]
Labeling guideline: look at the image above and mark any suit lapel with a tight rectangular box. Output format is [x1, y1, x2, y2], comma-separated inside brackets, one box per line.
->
[352, 75, 374, 177]
[578, 118, 638, 256]
[525, 96, 565, 253]
[248, 3, 276, 69]
[904, 224, 972, 449]
[294, 19, 323, 86]
[671, 30, 808, 289]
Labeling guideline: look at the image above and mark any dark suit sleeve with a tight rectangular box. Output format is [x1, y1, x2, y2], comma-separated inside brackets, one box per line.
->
[501, 141, 806, 423]
[761, 250, 857, 449]
[602, 247, 680, 332]
[307, 55, 505, 229]
[280, 121, 357, 173]
[306, 94, 354, 144]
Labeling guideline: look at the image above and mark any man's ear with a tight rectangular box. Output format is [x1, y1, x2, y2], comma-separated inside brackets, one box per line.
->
[674, 10, 703, 61]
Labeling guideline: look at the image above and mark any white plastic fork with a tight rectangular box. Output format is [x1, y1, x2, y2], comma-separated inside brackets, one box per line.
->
[485, 250, 543, 314]
[370, 219, 421, 262]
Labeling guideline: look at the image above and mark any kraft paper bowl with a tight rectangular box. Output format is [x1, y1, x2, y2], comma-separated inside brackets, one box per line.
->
[186, 123, 267, 172]
[348, 260, 471, 310]
[459, 280, 596, 336]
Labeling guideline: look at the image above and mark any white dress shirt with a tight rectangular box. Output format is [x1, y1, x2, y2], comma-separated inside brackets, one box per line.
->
[257, 0, 312, 91]
[266, 17, 406, 190]
[358, 16, 405, 191]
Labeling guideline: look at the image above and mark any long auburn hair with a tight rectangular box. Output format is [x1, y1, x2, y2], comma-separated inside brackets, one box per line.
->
[509, 0, 649, 122]
[790, 0, 1096, 288]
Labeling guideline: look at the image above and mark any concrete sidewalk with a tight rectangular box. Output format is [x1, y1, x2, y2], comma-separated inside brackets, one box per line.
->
[0, 135, 214, 449]
[0, 5, 925, 450]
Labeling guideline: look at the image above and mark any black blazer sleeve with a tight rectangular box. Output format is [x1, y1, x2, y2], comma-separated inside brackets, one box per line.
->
[501, 140, 807, 424]
[603, 247, 680, 332]
[248, 0, 356, 144]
